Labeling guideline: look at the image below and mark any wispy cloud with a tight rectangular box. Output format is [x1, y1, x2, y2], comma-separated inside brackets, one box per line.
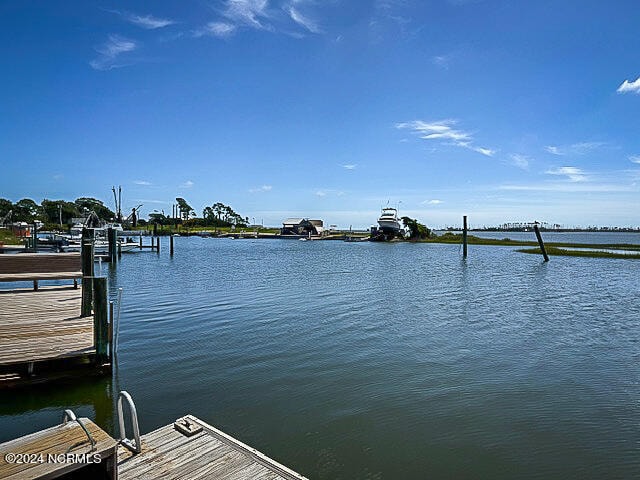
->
[629, 155, 640, 164]
[341, 164, 357, 170]
[124, 13, 175, 29]
[286, 4, 322, 34]
[180, 180, 194, 188]
[422, 199, 443, 205]
[134, 180, 152, 186]
[509, 154, 530, 170]
[432, 54, 452, 69]
[499, 183, 633, 193]
[53, 174, 63, 180]
[194, 22, 237, 38]
[90, 35, 137, 71]
[545, 166, 588, 182]
[223, 0, 271, 30]
[545, 142, 605, 156]
[396, 119, 495, 157]
[249, 185, 273, 193]
[617, 77, 640, 94]
[315, 190, 326, 197]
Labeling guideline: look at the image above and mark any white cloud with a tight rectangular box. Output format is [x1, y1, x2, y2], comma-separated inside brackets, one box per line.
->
[422, 199, 443, 205]
[629, 155, 640, 164]
[341, 164, 357, 170]
[432, 54, 452, 69]
[180, 180, 194, 188]
[195, 22, 237, 38]
[90, 35, 137, 71]
[545, 166, 587, 182]
[545, 142, 605, 156]
[315, 190, 327, 197]
[134, 180, 152, 186]
[396, 119, 494, 157]
[53, 174, 63, 180]
[617, 77, 640, 94]
[223, 0, 270, 29]
[510, 154, 530, 170]
[249, 185, 272, 193]
[287, 5, 322, 33]
[124, 13, 175, 29]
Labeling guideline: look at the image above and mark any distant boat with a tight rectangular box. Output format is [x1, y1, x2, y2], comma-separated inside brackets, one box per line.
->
[377, 207, 401, 234]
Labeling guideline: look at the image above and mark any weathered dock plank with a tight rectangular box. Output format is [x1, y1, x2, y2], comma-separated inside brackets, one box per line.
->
[118, 415, 307, 480]
[0, 287, 95, 367]
[0, 417, 117, 480]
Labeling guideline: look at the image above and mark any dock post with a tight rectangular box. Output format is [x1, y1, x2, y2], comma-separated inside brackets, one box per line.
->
[533, 224, 549, 262]
[108, 227, 117, 263]
[157, 235, 160, 254]
[118, 241, 122, 259]
[109, 301, 114, 363]
[462, 215, 468, 258]
[32, 223, 37, 252]
[92, 277, 109, 364]
[81, 231, 95, 317]
[139, 235, 142, 250]
[170, 234, 174, 256]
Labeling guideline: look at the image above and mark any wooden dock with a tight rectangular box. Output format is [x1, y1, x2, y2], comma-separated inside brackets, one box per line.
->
[0, 414, 308, 480]
[118, 415, 307, 480]
[0, 286, 101, 387]
[0, 417, 117, 480]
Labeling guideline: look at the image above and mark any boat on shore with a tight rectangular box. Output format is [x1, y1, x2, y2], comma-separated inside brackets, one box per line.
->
[377, 207, 401, 234]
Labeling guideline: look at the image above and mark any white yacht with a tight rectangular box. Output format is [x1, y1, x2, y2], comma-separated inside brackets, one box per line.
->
[377, 207, 401, 233]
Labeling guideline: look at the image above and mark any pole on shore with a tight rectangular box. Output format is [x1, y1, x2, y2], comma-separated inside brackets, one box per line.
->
[533, 224, 549, 262]
[32, 223, 37, 252]
[92, 277, 109, 364]
[462, 215, 468, 258]
[170, 234, 174, 256]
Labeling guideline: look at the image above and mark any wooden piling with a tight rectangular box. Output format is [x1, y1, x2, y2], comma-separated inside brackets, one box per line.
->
[92, 277, 109, 364]
[139, 235, 142, 250]
[81, 234, 95, 318]
[462, 215, 468, 258]
[170, 234, 174, 256]
[156, 236, 160, 254]
[108, 227, 117, 263]
[109, 301, 114, 363]
[533, 224, 549, 262]
[32, 223, 37, 252]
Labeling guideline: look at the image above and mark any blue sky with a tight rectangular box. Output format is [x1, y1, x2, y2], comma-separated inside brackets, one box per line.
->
[1, 0, 639, 228]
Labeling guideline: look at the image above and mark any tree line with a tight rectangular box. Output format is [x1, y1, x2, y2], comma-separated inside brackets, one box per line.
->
[0, 197, 115, 228]
[0, 196, 249, 230]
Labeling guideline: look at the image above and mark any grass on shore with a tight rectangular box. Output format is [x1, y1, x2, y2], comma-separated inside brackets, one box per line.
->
[0, 229, 21, 245]
[517, 246, 640, 259]
[424, 232, 640, 251]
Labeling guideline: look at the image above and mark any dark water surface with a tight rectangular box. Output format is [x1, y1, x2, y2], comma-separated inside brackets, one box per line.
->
[1, 237, 639, 479]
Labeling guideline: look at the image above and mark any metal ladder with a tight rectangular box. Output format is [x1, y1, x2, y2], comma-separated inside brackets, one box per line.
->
[62, 409, 96, 453]
[117, 390, 141, 454]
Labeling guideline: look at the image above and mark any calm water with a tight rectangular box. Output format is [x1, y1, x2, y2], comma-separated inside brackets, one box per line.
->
[1, 236, 639, 479]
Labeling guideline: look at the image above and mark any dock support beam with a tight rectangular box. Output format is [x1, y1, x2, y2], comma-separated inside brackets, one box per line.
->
[108, 227, 117, 263]
[533, 224, 549, 262]
[170, 235, 174, 256]
[92, 277, 109, 364]
[81, 230, 95, 317]
[157, 236, 160, 254]
[462, 215, 468, 258]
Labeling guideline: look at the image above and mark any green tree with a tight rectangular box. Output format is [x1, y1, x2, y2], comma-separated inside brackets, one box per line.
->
[401, 216, 431, 240]
[0, 198, 13, 219]
[13, 198, 40, 222]
[74, 197, 115, 221]
[176, 198, 193, 221]
[41, 199, 79, 227]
